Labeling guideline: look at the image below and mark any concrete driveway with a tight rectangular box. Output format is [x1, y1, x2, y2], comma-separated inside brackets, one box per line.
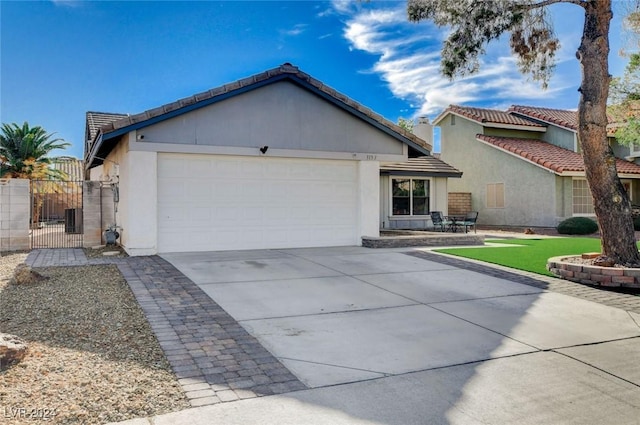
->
[157, 246, 640, 424]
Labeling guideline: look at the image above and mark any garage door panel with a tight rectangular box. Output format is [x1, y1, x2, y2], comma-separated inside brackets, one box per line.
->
[186, 179, 214, 200]
[158, 158, 187, 177]
[158, 154, 360, 252]
[158, 180, 186, 201]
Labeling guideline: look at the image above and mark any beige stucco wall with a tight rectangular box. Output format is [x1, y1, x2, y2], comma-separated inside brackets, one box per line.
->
[483, 127, 542, 139]
[541, 125, 576, 151]
[440, 116, 562, 227]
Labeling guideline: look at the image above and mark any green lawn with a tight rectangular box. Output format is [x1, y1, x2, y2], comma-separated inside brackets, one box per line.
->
[434, 238, 604, 276]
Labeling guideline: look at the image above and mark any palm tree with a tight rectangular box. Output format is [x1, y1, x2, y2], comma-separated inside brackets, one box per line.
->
[0, 122, 70, 179]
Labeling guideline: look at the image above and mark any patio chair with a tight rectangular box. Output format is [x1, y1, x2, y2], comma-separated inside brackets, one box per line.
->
[429, 211, 447, 232]
[462, 211, 479, 233]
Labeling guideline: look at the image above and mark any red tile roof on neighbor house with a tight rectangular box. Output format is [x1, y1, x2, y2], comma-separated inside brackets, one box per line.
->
[476, 134, 640, 176]
[434, 105, 546, 129]
[508, 105, 578, 131]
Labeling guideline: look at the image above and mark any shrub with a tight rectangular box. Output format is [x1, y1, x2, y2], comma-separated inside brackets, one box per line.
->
[557, 217, 598, 235]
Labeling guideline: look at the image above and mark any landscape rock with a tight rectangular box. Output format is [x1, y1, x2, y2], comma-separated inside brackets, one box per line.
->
[11, 263, 48, 285]
[0, 333, 28, 370]
[593, 255, 616, 267]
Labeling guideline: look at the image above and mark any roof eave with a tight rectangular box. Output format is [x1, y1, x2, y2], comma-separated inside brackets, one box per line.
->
[509, 112, 577, 133]
[433, 110, 546, 132]
[380, 170, 463, 178]
[484, 122, 547, 132]
[432, 110, 450, 126]
[93, 72, 432, 160]
[86, 132, 105, 170]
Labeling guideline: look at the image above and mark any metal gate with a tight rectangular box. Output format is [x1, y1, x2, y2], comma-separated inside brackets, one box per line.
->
[30, 180, 83, 248]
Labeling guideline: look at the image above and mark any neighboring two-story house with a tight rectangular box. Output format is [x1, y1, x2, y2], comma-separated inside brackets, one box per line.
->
[434, 104, 640, 228]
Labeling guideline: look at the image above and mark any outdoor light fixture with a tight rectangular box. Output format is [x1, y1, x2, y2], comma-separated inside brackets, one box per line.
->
[259, 145, 269, 154]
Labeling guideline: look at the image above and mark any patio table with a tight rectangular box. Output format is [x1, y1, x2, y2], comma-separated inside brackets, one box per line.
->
[445, 215, 465, 232]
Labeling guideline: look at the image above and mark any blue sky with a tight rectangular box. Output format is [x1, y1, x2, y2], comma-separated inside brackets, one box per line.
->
[0, 0, 632, 158]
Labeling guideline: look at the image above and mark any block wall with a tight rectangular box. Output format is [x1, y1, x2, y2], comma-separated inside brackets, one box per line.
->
[0, 179, 30, 252]
[448, 192, 472, 216]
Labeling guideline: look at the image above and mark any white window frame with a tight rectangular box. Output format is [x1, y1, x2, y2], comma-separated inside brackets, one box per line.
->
[389, 177, 432, 217]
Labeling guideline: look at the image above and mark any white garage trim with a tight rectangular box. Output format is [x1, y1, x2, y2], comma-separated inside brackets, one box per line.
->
[156, 153, 374, 253]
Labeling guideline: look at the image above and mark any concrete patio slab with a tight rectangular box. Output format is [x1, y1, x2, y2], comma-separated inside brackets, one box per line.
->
[241, 304, 537, 385]
[302, 252, 455, 275]
[357, 268, 543, 304]
[198, 275, 417, 321]
[164, 255, 341, 284]
[145, 351, 640, 425]
[557, 337, 640, 386]
[434, 292, 640, 350]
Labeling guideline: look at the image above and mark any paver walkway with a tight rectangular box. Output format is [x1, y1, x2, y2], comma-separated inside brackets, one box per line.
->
[26, 249, 305, 407]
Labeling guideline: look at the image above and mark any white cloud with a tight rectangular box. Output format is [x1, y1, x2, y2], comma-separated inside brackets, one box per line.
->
[282, 24, 308, 37]
[335, 2, 575, 117]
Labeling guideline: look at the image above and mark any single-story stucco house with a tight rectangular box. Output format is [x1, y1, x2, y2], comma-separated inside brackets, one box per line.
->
[84, 63, 461, 255]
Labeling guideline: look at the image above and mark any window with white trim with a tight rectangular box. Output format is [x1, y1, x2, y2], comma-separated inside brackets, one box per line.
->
[572, 179, 595, 215]
[391, 178, 430, 216]
[486, 183, 505, 208]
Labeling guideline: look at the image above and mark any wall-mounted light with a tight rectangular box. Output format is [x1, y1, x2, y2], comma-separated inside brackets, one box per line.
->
[137, 134, 145, 140]
[259, 146, 269, 154]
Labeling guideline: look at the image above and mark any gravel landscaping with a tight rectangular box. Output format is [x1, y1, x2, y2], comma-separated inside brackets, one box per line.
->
[0, 252, 189, 424]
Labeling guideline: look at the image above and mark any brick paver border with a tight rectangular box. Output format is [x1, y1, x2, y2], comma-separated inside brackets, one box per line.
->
[117, 256, 306, 406]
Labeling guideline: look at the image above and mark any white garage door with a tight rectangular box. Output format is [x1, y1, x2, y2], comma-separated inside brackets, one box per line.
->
[157, 154, 359, 252]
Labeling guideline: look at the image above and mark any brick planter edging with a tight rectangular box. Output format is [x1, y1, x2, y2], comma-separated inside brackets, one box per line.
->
[547, 255, 640, 289]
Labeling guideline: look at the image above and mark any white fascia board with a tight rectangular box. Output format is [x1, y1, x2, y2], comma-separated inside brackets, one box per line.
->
[617, 173, 640, 179]
[484, 122, 547, 132]
[128, 139, 407, 162]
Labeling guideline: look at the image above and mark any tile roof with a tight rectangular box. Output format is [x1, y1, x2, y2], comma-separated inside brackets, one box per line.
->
[90, 63, 431, 153]
[435, 105, 545, 128]
[477, 134, 640, 176]
[51, 156, 84, 181]
[508, 105, 578, 131]
[86, 111, 128, 141]
[380, 156, 463, 177]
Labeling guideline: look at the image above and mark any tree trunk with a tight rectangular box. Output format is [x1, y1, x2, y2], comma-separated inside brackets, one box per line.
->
[577, 0, 640, 266]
